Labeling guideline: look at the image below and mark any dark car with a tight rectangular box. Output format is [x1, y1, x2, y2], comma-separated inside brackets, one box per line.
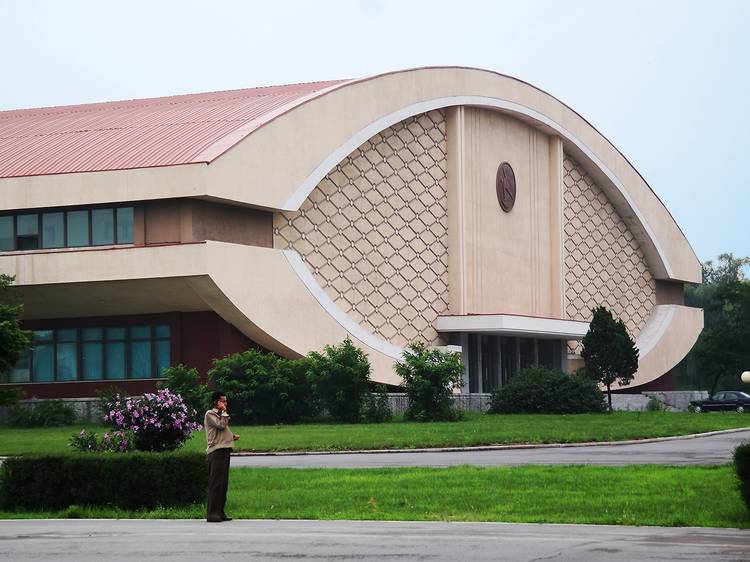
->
[689, 391, 750, 413]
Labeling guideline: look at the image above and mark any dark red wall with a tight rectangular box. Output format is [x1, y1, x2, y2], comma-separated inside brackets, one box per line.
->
[2, 311, 262, 399]
[613, 369, 677, 393]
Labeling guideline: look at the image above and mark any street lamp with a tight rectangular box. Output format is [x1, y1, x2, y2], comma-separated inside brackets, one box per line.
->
[741, 371, 750, 384]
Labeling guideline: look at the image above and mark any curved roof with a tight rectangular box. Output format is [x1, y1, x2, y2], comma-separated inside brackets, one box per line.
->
[0, 80, 347, 178]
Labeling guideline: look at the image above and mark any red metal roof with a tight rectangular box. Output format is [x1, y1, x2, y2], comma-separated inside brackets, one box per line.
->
[0, 80, 348, 179]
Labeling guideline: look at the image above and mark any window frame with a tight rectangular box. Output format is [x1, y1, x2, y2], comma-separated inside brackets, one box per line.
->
[0, 203, 136, 252]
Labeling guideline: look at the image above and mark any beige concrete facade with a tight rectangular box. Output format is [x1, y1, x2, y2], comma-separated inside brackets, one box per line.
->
[0, 67, 703, 388]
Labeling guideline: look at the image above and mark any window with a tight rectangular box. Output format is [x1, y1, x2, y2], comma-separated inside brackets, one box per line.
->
[0, 206, 134, 251]
[42, 212, 65, 249]
[16, 214, 39, 250]
[92, 208, 114, 245]
[1, 323, 171, 383]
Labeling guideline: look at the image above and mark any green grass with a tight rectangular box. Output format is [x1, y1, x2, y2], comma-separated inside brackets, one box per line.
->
[2, 464, 748, 528]
[1, 412, 749, 456]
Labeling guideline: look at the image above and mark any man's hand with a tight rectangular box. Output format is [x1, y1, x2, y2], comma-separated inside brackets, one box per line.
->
[233, 434, 240, 441]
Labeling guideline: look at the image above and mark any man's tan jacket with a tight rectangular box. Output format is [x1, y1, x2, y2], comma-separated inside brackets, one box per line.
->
[204, 409, 234, 455]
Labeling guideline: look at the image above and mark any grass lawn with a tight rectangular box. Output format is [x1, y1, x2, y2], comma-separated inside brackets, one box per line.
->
[1, 412, 749, 456]
[2, 464, 748, 528]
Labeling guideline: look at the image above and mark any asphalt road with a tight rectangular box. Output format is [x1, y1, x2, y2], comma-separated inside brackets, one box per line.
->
[1, 519, 747, 562]
[231, 429, 750, 468]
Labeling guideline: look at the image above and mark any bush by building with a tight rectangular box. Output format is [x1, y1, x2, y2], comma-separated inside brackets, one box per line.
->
[0, 387, 24, 408]
[103, 389, 201, 452]
[734, 442, 750, 511]
[0, 452, 206, 510]
[307, 338, 372, 423]
[7, 399, 77, 427]
[489, 366, 606, 414]
[395, 342, 463, 422]
[69, 429, 134, 453]
[157, 364, 210, 423]
[362, 384, 393, 423]
[208, 349, 316, 425]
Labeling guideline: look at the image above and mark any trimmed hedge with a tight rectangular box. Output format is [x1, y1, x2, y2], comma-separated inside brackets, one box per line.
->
[735, 442, 750, 510]
[0, 452, 206, 511]
[489, 366, 606, 414]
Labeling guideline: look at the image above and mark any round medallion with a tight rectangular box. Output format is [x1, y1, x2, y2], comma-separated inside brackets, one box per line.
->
[496, 162, 516, 213]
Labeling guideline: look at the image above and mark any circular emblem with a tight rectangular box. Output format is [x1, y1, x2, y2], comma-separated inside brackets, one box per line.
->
[496, 162, 516, 213]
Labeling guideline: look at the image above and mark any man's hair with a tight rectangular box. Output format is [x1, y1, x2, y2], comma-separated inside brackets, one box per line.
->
[211, 390, 226, 405]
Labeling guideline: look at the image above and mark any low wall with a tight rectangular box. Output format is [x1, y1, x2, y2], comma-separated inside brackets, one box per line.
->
[0, 390, 711, 424]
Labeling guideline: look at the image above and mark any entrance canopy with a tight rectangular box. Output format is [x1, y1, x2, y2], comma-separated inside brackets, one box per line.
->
[434, 313, 589, 340]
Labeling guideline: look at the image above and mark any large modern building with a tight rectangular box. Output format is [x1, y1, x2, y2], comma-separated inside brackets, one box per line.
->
[0, 67, 702, 398]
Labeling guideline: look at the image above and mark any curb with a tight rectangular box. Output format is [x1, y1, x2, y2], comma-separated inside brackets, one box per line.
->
[230, 427, 750, 457]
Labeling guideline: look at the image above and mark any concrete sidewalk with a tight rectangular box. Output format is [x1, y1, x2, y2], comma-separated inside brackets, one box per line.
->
[1, 519, 747, 561]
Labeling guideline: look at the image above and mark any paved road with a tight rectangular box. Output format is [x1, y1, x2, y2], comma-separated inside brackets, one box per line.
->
[1, 519, 747, 561]
[231, 429, 750, 468]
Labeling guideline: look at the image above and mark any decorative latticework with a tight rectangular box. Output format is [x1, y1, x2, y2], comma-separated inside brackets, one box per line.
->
[274, 110, 448, 347]
[563, 155, 656, 352]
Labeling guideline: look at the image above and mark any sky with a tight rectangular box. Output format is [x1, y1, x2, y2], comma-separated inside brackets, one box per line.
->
[0, 0, 748, 265]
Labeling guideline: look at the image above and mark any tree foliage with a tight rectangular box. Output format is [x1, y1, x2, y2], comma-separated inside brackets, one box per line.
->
[0, 274, 31, 376]
[395, 342, 463, 421]
[580, 306, 639, 411]
[680, 253, 750, 393]
[307, 338, 371, 423]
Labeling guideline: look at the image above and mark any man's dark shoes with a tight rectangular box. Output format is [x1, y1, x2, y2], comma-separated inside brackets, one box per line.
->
[221, 514, 233, 521]
[207, 515, 223, 523]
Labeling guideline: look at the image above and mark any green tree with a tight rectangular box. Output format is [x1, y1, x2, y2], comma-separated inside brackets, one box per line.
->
[0, 274, 31, 375]
[678, 253, 750, 392]
[307, 338, 371, 423]
[395, 342, 464, 421]
[580, 306, 639, 411]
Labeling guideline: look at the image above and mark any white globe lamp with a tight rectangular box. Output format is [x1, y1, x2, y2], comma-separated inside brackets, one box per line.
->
[742, 371, 750, 384]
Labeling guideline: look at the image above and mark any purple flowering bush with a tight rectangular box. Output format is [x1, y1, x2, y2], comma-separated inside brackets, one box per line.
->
[70, 429, 133, 453]
[104, 389, 202, 452]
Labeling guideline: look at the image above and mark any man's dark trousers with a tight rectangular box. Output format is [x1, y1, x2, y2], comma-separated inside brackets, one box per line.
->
[207, 447, 231, 521]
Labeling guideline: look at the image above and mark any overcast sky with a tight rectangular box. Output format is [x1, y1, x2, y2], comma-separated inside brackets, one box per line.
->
[1, 0, 747, 265]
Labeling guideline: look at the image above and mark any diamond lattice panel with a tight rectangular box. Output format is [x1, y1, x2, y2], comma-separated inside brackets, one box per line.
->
[563, 155, 656, 352]
[274, 110, 448, 347]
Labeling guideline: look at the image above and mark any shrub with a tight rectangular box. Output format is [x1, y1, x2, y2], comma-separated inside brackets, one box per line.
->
[8, 399, 77, 427]
[69, 429, 134, 453]
[735, 442, 750, 511]
[646, 396, 667, 411]
[104, 389, 201, 452]
[95, 385, 126, 420]
[307, 338, 371, 423]
[395, 342, 463, 422]
[489, 366, 606, 414]
[362, 385, 393, 423]
[0, 387, 24, 407]
[208, 349, 315, 425]
[157, 364, 210, 423]
[0, 452, 206, 510]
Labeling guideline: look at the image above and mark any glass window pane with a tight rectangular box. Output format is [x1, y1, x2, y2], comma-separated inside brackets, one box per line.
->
[57, 328, 77, 342]
[82, 327, 103, 341]
[130, 341, 152, 378]
[66, 210, 89, 247]
[130, 325, 150, 339]
[105, 342, 126, 379]
[105, 327, 126, 340]
[32, 343, 54, 382]
[154, 324, 170, 338]
[9, 354, 31, 383]
[56, 343, 78, 381]
[116, 207, 134, 244]
[42, 212, 65, 248]
[16, 214, 38, 236]
[34, 330, 53, 342]
[91, 208, 114, 245]
[0, 216, 13, 251]
[155, 340, 171, 377]
[83, 342, 103, 380]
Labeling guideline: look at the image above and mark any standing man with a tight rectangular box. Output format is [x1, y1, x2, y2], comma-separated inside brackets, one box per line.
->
[205, 390, 240, 522]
